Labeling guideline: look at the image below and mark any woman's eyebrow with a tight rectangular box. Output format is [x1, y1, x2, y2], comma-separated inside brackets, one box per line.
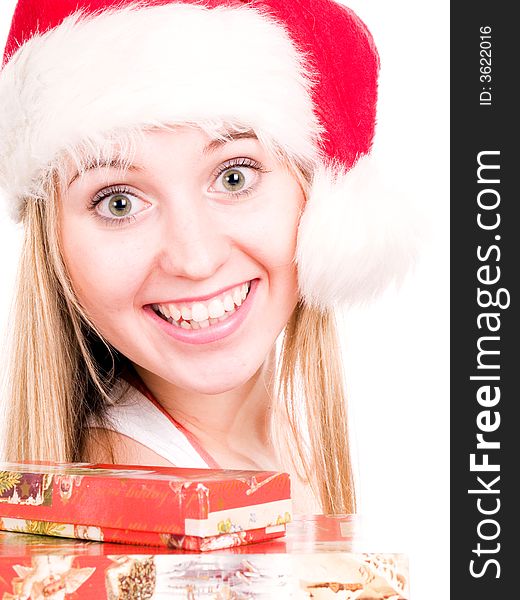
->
[202, 131, 258, 156]
[68, 158, 143, 187]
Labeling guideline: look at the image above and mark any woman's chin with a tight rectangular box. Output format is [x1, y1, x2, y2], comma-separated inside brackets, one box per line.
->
[135, 359, 264, 398]
[175, 370, 260, 396]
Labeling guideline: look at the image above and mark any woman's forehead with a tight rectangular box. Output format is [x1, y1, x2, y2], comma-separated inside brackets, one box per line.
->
[61, 125, 264, 184]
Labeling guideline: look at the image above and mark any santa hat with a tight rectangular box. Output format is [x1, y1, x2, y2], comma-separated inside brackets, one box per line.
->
[0, 0, 413, 309]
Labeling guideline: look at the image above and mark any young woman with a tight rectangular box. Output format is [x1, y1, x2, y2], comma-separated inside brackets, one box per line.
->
[0, 0, 410, 514]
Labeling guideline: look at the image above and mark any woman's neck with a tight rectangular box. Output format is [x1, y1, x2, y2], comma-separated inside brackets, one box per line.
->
[132, 352, 279, 470]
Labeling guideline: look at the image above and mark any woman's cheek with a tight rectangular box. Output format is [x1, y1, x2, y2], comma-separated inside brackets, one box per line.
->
[228, 194, 301, 269]
[62, 224, 152, 317]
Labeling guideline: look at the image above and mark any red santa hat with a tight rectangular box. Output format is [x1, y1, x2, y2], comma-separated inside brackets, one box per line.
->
[0, 0, 413, 309]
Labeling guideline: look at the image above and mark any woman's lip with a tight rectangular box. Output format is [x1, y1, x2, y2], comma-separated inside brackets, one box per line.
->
[144, 279, 258, 345]
[150, 280, 252, 305]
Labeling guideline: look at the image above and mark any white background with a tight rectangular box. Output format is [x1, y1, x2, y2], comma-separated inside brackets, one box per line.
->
[0, 1, 449, 598]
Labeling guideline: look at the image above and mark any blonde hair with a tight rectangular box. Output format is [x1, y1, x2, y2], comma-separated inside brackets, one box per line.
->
[2, 143, 356, 515]
[276, 305, 355, 514]
[3, 181, 118, 462]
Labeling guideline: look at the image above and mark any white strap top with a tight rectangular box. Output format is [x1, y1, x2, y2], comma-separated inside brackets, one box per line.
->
[96, 380, 213, 469]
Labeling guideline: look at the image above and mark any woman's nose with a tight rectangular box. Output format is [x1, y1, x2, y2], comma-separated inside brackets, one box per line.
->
[157, 201, 231, 280]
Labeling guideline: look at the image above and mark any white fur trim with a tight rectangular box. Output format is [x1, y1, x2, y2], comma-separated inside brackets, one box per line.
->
[297, 156, 420, 309]
[0, 3, 320, 221]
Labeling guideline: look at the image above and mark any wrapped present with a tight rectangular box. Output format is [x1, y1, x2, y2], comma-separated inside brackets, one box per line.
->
[0, 516, 410, 599]
[0, 462, 291, 551]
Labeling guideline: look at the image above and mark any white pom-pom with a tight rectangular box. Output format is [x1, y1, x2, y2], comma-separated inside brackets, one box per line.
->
[296, 156, 421, 309]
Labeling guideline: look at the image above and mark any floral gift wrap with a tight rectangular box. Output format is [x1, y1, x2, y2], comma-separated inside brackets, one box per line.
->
[0, 516, 409, 599]
[0, 462, 291, 551]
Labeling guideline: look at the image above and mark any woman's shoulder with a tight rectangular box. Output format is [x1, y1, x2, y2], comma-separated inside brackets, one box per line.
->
[83, 426, 175, 467]
[86, 379, 210, 468]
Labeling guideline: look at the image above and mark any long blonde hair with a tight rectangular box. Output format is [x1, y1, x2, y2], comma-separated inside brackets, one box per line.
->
[276, 305, 355, 514]
[3, 180, 118, 462]
[2, 155, 356, 514]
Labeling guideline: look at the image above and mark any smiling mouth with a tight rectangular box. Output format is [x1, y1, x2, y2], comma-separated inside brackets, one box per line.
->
[151, 282, 251, 330]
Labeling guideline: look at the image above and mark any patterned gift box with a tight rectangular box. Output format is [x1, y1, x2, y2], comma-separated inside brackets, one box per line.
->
[0, 462, 291, 551]
[0, 516, 410, 599]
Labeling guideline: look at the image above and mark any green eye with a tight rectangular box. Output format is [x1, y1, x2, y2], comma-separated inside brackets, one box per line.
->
[222, 169, 246, 192]
[210, 158, 263, 197]
[108, 194, 132, 217]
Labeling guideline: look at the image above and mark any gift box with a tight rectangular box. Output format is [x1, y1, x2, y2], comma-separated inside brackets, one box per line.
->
[0, 516, 410, 599]
[0, 462, 291, 551]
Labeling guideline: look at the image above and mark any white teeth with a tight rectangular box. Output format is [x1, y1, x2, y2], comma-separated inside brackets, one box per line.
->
[181, 306, 192, 321]
[223, 294, 234, 312]
[169, 304, 181, 321]
[233, 288, 242, 307]
[208, 298, 225, 319]
[191, 302, 209, 322]
[154, 281, 251, 328]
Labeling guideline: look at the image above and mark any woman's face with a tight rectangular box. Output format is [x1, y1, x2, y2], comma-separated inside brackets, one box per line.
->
[60, 127, 304, 394]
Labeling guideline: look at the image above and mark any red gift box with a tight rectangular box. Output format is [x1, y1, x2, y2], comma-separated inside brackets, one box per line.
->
[0, 516, 410, 599]
[0, 462, 291, 551]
